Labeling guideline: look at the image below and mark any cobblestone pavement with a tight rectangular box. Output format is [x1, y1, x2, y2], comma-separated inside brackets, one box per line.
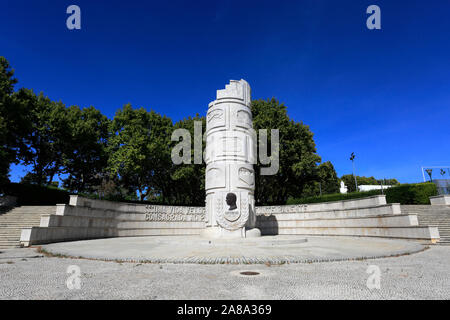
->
[0, 246, 449, 299]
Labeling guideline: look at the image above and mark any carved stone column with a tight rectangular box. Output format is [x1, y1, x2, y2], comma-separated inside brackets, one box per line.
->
[202, 79, 260, 238]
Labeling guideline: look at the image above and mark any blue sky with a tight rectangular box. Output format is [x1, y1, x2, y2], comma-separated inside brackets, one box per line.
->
[1, 0, 449, 183]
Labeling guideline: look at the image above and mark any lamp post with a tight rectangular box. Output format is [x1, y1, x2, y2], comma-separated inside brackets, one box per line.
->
[350, 152, 358, 192]
[425, 169, 433, 182]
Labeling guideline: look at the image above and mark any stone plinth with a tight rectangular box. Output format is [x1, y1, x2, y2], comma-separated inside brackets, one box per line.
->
[430, 195, 450, 205]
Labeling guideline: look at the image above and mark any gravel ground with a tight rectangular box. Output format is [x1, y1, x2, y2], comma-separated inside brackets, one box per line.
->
[0, 246, 449, 300]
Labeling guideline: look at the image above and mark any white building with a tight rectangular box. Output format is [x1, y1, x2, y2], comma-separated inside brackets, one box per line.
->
[358, 185, 393, 192]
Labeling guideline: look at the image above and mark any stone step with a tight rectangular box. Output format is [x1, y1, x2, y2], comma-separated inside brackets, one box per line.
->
[1, 224, 44, 226]
[257, 214, 420, 229]
[0, 221, 41, 224]
[0, 241, 19, 245]
[419, 222, 450, 224]
[0, 224, 40, 227]
[0, 212, 44, 214]
[416, 216, 450, 219]
[0, 206, 52, 250]
[0, 218, 42, 221]
[7, 208, 54, 210]
[0, 219, 42, 221]
[0, 215, 42, 218]
[6, 211, 53, 215]
[410, 206, 450, 243]
[2, 218, 47, 220]
[0, 217, 42, 220]
[0, 218, 43, 221]
[0, 213, 43, 215]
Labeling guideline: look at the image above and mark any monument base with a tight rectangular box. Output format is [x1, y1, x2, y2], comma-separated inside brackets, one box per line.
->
[246, 228, 261, 238]
[39, 236, 426, 265]
[200, 227, 261, 239]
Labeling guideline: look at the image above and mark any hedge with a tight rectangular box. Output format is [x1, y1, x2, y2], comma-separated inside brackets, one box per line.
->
[2, 182, 438, 206]
[286, 189, 383, 205]
[2, 183, 71, 206]
[385, 182, 437, 204]
[287, 182, 438, 205]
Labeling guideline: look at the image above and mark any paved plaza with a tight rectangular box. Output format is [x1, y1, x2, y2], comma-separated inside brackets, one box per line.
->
[0, 241, 449, 300]
[38, 236, 426, 264]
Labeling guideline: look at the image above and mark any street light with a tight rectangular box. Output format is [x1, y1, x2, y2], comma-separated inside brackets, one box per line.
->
[425, 169, 433, 182]
[350, 152, 358, 192]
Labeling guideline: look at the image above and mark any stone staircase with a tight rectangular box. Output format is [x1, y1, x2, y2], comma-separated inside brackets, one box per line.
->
[0, 206, 55, 249]
[401, 205, 450, 245]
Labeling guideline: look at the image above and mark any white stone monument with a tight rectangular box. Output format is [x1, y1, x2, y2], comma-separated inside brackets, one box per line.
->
[202, 80, 260, 238]
[340, 181, 348, 194]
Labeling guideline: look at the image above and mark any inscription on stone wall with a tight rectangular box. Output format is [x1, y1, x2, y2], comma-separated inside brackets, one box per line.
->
[255, 204, 308, 216]
[144, 205, 205, 222]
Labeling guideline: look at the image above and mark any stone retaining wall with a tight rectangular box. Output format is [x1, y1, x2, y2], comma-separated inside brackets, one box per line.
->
[20, 194, 440, 246]
[20, 196, 205, 246]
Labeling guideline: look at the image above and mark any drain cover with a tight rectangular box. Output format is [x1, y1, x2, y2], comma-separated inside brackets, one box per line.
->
[240, 271, 260, 276]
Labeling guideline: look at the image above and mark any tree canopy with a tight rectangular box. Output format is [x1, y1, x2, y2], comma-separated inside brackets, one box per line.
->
[0, 57, 19, 188]
[252, 98, 322, 204]
[1, 56, 398, 204]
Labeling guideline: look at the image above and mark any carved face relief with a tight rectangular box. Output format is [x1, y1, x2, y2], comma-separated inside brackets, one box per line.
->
[216, 192, 250, 230]
[225, 193, 237, 210]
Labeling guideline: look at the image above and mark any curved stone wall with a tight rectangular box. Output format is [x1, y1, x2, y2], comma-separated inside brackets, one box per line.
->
[20, 195, 440, 246]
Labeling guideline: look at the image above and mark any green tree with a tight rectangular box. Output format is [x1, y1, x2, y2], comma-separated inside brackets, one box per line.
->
[61, 106, 110, 193]
[252, 98, 321, 204]
[316, 161, 339, 195]
[319, 161, 339, 194]
[298, 161, 339, 197]
[0, 57, 20, 190]
[170, 114, 206, 205]
[13, 89, 67, 186]
[108, 104, 173, 202]
[341, 174, 358, 192]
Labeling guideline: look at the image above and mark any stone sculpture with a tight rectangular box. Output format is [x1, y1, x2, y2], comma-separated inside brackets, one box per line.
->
[202, 80, 260, 238]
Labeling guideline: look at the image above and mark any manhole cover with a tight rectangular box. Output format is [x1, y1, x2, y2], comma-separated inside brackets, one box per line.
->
[240, 271, 260, 276]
